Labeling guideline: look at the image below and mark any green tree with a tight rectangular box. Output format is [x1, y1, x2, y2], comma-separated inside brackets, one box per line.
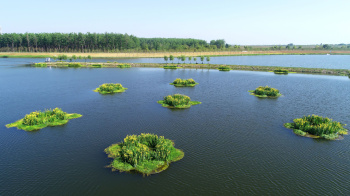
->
[206, 56, 210, 64]
[194, 57, 197, 64]
[188, 56, 192, 64]
[72, 55, 77, 62]
[177, 56, 181, 64]
[88, 55, 92, 62]
[164, 55, 168, 64]
[200, 56, 204, 64]
[169, 55, 174, 64]
[180, 55, 186, 64]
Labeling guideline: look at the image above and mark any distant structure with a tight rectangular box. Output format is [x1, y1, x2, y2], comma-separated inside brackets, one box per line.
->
[45, 58, 51, 62]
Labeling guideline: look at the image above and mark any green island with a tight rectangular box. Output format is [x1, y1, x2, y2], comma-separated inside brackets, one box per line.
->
[5, 108, 82, 131]
[273, 69, 289, 74]
[94, 83, 127, 94]
[284, 115, 348, 140]
[163, 65, 178, 69]
[218, 65, 231, 71]
[249, 86, 282, 98]
[170, 78, 198, 87]
[157, 94, 201, 108]
[105, 133, 184, 175]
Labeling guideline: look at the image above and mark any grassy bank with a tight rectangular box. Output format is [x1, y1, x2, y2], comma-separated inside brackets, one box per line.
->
[37, 62, 350, 77]
[1, 50, 350, 58]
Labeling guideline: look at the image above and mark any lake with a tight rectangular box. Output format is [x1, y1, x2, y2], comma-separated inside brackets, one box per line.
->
[0, 58, 349, 195]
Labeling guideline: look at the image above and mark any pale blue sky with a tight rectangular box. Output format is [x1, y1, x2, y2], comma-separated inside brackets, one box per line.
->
[1, 0, 349, 45]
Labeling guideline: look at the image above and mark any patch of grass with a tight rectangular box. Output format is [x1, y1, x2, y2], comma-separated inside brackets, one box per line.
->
[67, 63, 82, 67]
[163, 65, 178, 69]
[284, 115, 348, 140]
[5, 108, 82, 131]
[218, 65, 231, 71]
[118, 63, 131, 68]
[91, 64, 102, 68]
[273, 69, 289, 74]
[94, 83, 127, 94]
[170, 78, 198, 87]
[32, 63, 47, 67]
[105, 133, 184, 175]
[249, 86, 282, 98]
[157, 94, 201, 108]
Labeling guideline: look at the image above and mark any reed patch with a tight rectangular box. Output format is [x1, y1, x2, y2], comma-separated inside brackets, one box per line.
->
[249, 86, 282, 98]
[157, 94, 201, 108]
[170, 78, 198, 87]
[94, 83, 127, 94]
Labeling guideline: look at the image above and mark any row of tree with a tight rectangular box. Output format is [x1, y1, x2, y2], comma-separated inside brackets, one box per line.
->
[164, 55, 210, 64]
[0, 32, 225, 53]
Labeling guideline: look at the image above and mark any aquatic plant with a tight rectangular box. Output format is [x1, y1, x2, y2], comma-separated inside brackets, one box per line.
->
[274, 69, 289, 74]
[218, 65, 230, 71]
[163, 65, 178, 69]
[33, 63, 47, 67]
[118, 63, 131, 68]
[157, 94, 201, 108]
[284, 115, 348, 140]
[67, 63, 82, 67]
[91, 64, 102, 68]
[170, 78, 198, 87]
[249, 86, 281, 98]
[94, 83, 127, 94]
[105, 133, 184, 175]
[5, 108, 82, 131]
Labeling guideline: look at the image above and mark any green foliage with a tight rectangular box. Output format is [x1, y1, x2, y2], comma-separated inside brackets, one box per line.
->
[157, 94, 201, 108]
[218, 65, 230, 71]
[91, 64, 102, 68]
[169, 55, 174, 63]
[285, 115, 348, 139]
[250, 86, 281, 97]
[163, 65, 178, 69]
[180, 55, 186, 63]
[105, 133, 184, 175]
[274, 69, 289, 74]
[117, 63, 131, 68]
[206, 56, 210, 64]
[67, 63, 82, 67]
[94, 83, 127, 94]
[200, 56, 205, 64]
[33, 63, 47, 67]
[5, 108, 82, 131]
[57, 54, 68, 61]
[170, 78, 198, 87]
[164, 55, 168, 64]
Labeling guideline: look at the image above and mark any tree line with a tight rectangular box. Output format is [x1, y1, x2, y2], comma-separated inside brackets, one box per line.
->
[0, 32, 224, 53]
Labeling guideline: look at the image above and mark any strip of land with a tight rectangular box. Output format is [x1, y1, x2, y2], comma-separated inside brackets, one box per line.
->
[39, 62, 350, 76]
[2, 50, 350, 58]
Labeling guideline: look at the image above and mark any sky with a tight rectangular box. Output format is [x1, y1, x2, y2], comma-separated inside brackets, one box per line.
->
[0, 0, 349, 45]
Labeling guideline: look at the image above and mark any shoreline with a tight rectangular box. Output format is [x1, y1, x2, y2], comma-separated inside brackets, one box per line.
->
[33, 62, 350, 77]
[1, 50, 350, 58]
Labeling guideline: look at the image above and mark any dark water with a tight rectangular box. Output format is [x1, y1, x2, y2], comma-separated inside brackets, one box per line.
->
[0, 59, 349, 195]
[5, 54, 350, 69]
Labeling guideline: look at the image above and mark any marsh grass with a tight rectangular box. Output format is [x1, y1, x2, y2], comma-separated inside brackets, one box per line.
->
[218, 65, 230, 71]
[284, 115, 348, 140]
[105, 133, 184, 175]
[118, 63, 131, 68]
[157, 94, 201, 108]
[170, 78, 198, 87]
[273, 69, 289, 74]
[32, 63, 47, 67]
[91, 64, 102, 68]
[5, 108, 82, 131]
[249, 86, 281, 98]
[163, 65, 178, 69]
[94, 83, 127, 94]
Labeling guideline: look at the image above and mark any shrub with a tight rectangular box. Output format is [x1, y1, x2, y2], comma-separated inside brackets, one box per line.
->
[94, 83, 127, 94]
[68, 63, 82, 67]
[284, 115, 348, 140]
[249, 86, 281, 97]
[105, 133, 184, 175]
[170, 78, 198, 87]
[157, 94, 201, 108]
[163, 65, 178, 69]
[218, 65, 230, 71]
[91, 64, 102, 68]
[118, 63, 131, 68]
[274, 69, 289, 74]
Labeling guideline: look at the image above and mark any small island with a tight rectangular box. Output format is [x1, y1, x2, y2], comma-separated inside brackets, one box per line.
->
[163, 65, 178, 69]
[274, 69, 289, 74]
[170, 78, 199, 87]
[105, 133, 184, 175]
[218, 65, 230, 71]
[5, 108, 82, 131]
[94, 83, 127, 94]
[284, 115, 348, 140]
[157, 94, 201, 108]
[248, 86, 282, 98]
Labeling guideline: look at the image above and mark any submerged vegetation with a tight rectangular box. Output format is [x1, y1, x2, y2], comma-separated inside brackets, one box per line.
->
[170, 78, 198, 87]
[157, 94, 201, 108]
[118, 63, 131, 68]
[5, 108, 82, 131]
[94, 83, 127, 94]
[163, 65, 178, 69]
[218, 65, 230, 71]
[274, 69, 289, 74]
[105, 133, 184, 175]
[249, 86, 282, 98]
[284, 115, 348, 140]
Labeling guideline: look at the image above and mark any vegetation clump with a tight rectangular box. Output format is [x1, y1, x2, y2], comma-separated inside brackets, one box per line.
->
[248, 86, 282, 98]
[94, 83, 127, 94]
[218, 65, 230, 71]
[163, 65, 178, 69]
[105, 133, 184, 175]
[274, 69, 289, 74]
[284, 115, 348, 140]
[170, 78, 198, 87]
[32, 63, 47, 67]
[157, 94, 201, 108]
[91, 64, 102, 68]
[5, 108, 82, 131]
[118, 63, 131, 68]
[67, 63, 82, 67]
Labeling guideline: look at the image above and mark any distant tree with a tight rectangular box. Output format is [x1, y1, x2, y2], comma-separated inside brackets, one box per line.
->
[194, 57, 197, 64]
[52, 56, 57, 61]
[298, 46, 302, 49]
[188, 56, 192, 64]
[206, 56, 210, 64]
[72, 55, 77, 62]
[169, 55, 174, 63]
[180, 55, 186, 64]
[164, 55, 168, 64]
[200, 56, 204, 64]
[177, 56, 181, 64]
[78, 56, 82, 60]
[323, 44, 331, 49]
[88, 55, 92, 62]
